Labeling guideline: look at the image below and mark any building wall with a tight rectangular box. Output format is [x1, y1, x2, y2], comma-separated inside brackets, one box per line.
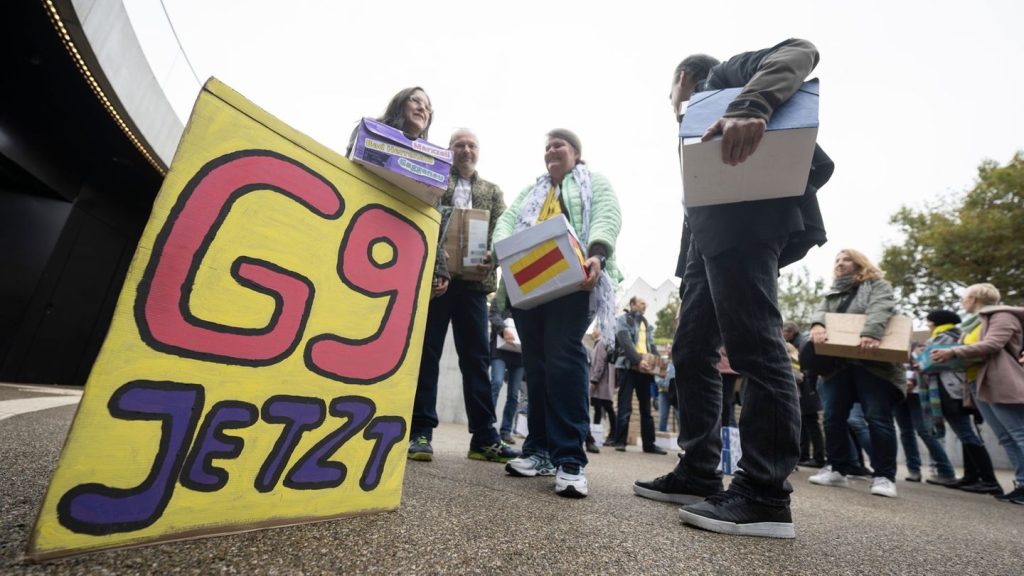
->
[0, 1, 161, 385]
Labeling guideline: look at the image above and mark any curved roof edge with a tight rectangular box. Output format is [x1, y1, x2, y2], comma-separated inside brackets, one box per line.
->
[50, 0, 184, 173]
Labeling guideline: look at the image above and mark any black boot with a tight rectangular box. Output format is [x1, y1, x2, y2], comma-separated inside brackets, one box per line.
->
[958, 444, 1003, 495]
[949, 444, 979, 489]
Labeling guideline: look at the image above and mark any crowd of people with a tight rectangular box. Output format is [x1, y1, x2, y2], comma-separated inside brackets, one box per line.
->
[354, 37, 1023, 540]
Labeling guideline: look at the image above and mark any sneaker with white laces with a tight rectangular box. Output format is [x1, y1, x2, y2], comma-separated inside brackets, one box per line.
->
[505, 454, 556, 477]
[870, 477, 898, 497]
[809, 465, 848, 487]
[679, 490, 794, 539]
[554, 464, 588, 498]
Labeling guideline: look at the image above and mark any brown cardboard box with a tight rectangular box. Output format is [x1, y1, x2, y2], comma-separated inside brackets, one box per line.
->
[911, 330, 931, 345]
[635, 353, 669, 378]
[814, 313, 913, 364]
[443, 208, 490, 281]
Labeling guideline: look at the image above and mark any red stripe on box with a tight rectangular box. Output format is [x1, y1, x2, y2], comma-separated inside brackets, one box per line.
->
[513, 246, 564, 287]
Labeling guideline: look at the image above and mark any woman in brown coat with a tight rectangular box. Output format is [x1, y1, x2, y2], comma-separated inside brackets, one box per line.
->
[931, 283, 1024, 503]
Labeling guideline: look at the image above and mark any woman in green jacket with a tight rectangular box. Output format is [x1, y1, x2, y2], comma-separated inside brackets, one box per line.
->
[493, 129, 621, 498]
[807, 249, 905, 498]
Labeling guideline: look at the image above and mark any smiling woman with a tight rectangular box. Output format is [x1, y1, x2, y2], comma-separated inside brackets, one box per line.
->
[346, 86, 434, 155]
[491, 128, 622, 498]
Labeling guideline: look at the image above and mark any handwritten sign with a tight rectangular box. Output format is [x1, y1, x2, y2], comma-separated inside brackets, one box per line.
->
[27, 79, 439, 560]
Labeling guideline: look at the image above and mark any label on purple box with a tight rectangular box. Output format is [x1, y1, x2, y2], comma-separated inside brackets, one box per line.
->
[364, 138, 436, 164]
[398, 158, 445, 183]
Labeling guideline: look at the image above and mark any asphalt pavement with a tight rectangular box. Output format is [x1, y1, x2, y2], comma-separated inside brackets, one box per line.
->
[1, 382, 1021, 575]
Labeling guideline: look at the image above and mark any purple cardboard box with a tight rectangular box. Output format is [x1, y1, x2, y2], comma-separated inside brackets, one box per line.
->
[349, 117, 453, 206]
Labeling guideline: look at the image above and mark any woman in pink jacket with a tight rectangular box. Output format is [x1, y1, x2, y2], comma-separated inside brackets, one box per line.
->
[931, 283, 1024, 504]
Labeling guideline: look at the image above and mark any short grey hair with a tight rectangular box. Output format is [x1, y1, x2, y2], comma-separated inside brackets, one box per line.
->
[449, 128, 478, 147]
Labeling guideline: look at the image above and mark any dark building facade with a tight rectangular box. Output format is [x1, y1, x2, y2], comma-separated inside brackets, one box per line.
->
[1, 1, 165, 385]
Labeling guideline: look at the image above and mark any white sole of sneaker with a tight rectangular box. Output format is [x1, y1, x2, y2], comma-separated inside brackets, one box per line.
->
[870, 489, 898, 498]
[555, 485, 588, 498]
[505, 464, 538, 477]
[633, 484, 706, 505]
[679, 509, 795, 539]
[808, 477, 848, 487]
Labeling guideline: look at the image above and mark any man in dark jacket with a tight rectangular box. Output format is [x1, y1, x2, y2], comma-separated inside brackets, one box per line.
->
[612, 296, 666, 454]
[633, 39, 833, 539]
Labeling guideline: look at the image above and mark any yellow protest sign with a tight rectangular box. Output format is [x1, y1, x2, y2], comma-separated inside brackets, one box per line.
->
[27, 79, 440, 560]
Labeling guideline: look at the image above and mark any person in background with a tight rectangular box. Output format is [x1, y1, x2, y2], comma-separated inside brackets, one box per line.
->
[657, 361, 678, 434]
[783, 322, 806, 351]
[589, 327, 617, 449]
[613, 297, 666, 454]
[917, 308, 1003, 494]
[407, 128, 518, 464]
[716, 347, 740, 428]
[789, 324, 825, 468]
[494, 129, 622, 498]
[931, 284, 1023, 502]
[490, 281, 525, 446]
[808, 249, 905, 498]
[898, 340, 957, 484]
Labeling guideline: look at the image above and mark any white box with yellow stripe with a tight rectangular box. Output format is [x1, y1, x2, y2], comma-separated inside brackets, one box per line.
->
[493, 215, 587, 310]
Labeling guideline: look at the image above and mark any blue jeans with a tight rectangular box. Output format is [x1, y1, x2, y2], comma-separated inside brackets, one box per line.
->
[974, 395, 1024, 486]
[848, 402, 873, 462]
[821, 363, 899, 481]
[893, 393, 955, 477]
[615, 369, 656, 448]
[410, 279, 498, 447]
[671, 237, 799, 506]
[511, 290, 591, 468]
[658, 389, 674, 432]
[490, 356, 524, 435]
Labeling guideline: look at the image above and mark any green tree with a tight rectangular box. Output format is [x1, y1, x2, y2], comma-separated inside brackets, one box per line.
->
[778, 265, 826, 329]
[881, 152, 1024, 314]
[654, 293, 680, 340]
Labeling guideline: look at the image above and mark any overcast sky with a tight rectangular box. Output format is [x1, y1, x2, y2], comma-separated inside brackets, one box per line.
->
[124, 0, 1024, 297]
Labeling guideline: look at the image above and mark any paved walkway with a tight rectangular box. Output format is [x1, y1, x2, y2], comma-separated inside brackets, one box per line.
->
[0, 384, 81, 421]
[1, 383, 1021, 575]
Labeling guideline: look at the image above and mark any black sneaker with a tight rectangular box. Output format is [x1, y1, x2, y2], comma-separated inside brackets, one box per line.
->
[633, 471, 722, 505]
[679, 490, 795, 539]
[643, 445, 668, 455]
[994, 486, 1024, 504]
[959, 480, 1003, 495]
[585, 441, 600, 454]
[848, 465, 873, 480]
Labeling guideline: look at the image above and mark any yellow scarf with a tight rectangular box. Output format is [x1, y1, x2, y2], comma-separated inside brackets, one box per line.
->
[964, 323, 982, 381]
[930, 323, 956, 338]
[538, 185, 563, 222]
